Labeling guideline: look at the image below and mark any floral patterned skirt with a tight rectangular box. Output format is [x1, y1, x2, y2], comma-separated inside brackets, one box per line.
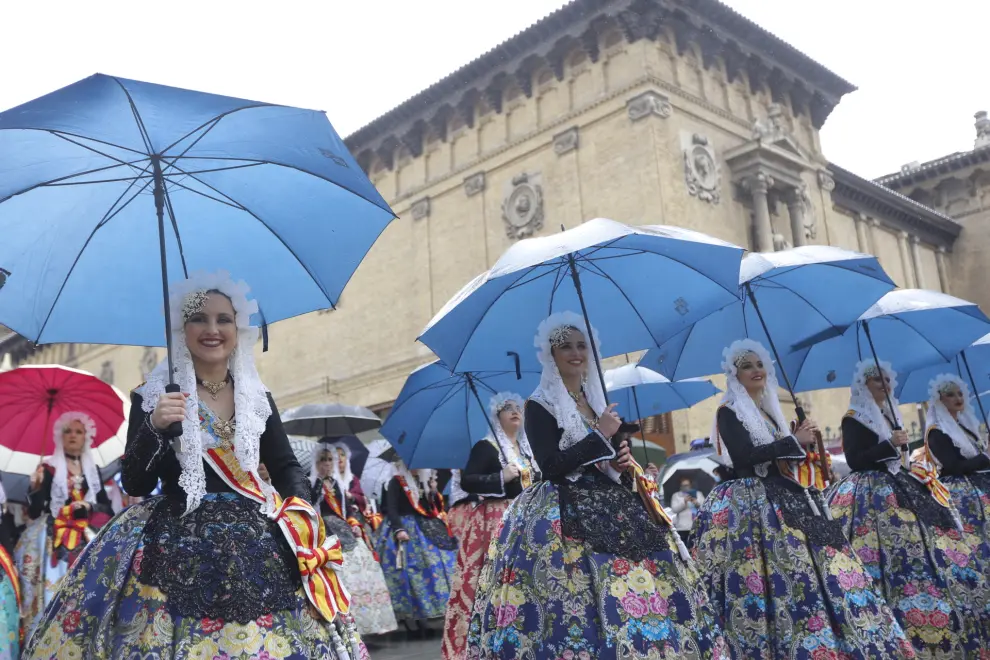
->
[443, 498, 512, 660]
[828, 470, 990, 656]
[340, 531, 398, 636]
[377, 514, 456, 622]
[466, 480, 729, 660]
[447, 501, 474, 544]
[14, 516, 76, 641]
[20, 495, 366, 660]
[693, 478, 913, 659]
[942, 473, 990, 548]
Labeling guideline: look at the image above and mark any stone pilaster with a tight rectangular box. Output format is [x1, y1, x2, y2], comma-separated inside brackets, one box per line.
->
[897, 231, 916, 288]
[936, 246, 951, 294]
[744, 173, 775, 252]
[909, 235, 926, 289]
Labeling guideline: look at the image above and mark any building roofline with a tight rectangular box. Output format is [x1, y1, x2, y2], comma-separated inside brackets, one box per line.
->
[344, 0, 855, 165]
[875, 145, 990, 189]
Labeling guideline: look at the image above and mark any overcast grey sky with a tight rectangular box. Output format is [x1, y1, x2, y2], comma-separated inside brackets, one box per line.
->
[2, 0, 984, 178]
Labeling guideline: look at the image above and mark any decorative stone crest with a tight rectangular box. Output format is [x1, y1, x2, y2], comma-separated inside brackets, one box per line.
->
[553, 127, 579, 155]
[411, 197, 430, 221]
[682, 133, 720, 204]
[501, 172, 545, 240]
[798, 183, 817, 240]
[817, 169, 835, 192]
[752, 103, 789, 143]
[626, 91, 672, 122]
[141, 347, 158, 378]
[464, 172, 486, 197]
[100, 360, 114, 385]
[976, 111, 990, 149]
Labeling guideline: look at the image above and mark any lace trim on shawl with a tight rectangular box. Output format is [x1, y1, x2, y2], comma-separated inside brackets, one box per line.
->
[925, 374, 985, 461]
[48, 411, 100, 519]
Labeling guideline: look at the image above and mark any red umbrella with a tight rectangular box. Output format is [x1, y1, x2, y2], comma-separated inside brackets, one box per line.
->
[0, 365, 127, 475]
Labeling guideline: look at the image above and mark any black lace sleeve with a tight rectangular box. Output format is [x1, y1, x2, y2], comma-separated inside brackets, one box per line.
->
[927, 428, 990, 476]
[460, 441, 505, 496]
[841, 416, 899, 471]
[384, 477, 406, 537]
[92, 483, 115, 516]
[121, 392, 172, 497]
[717, 406, 804, 469]
[259, 393, 310, 503]
[28, 467, 53, 519]
[525, 400, 616, 481]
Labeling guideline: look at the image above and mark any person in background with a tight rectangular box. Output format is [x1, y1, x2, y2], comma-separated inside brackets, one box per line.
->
[670, 477, 704, 547]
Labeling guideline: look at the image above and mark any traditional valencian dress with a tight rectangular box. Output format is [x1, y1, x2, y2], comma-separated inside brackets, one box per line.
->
[693, 341, 912, 659]
[827, 362, 990, 656]
[377, 466, 457, 624]
[468, 312, 728, 660]
[16, 412, 113, 642]
[444, 470, 472, 544]
[441, 392, 540, 660]
[311, 445, 397, 638]
[20, 272, 363, 660]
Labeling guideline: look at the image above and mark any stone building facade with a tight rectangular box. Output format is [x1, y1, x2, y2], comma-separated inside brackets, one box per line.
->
[0, 0, 968, 454]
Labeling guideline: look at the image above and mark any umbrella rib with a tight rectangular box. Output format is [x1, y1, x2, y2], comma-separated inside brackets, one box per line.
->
[95, 175, 156, 229]
[163, 177, 247, 209]
[749, 279, 845, 328]
[577, 258, 665, 347]
[161, 181, 190, 278]
[502, 265, 564, 292]
[0, 126, 147, 155]
[32, 177, 155, 342]
[581, 244, 741, 300]
[110, 80, 155, 155]
[43, 163, 267, 187]
[163, 162, 337, 308]
[158, 104, 275, 155]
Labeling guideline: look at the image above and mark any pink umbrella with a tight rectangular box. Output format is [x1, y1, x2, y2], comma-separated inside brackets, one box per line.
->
[0, 365, 127, 475]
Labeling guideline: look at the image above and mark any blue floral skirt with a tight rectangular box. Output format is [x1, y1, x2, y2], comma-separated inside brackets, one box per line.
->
[20, 494, 366, 660]
[377, 514, 456, 622]
[828, 470, 990, 655]
[693, 478, 913, 659]
[466, 481, 729, 660]
[942, 473, 990, 547]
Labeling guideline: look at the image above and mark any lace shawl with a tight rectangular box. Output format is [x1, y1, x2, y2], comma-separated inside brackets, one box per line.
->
[141, 271, 274, 516]
[331, 441, 355, 500]
[925, 373, 985, 462]
[485, 391, 540, 474]
[847, 359, 903, 474]
[708, 339, 789, 468]
[48, 411, 100, 518]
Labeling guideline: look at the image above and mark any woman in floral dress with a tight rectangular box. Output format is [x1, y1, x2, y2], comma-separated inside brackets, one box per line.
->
[693, 341, 912, 659]
[311, 443, 397, 638]
[21, 272, 364, 660]
[377, 459, 457, 633]
[442, 392, 539, 660]
[16, 411, 114, 641]
[468, 311, 728, 660]
[827, 361, 990, 655]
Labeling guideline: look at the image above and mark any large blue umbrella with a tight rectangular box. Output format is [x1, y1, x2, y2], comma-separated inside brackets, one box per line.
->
[640, 246, 895, 383]
[0, 74, 394, 353]
[783, 289, 990, 394]
[604, 363, 719, 465]
[419, 218, 743, 398]
[379, 360, 540, 470]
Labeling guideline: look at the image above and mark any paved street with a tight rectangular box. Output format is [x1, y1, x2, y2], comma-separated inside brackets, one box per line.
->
[366, 635, 440, 660]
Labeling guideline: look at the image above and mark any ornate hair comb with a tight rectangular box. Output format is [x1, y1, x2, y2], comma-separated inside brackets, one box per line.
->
[181, 290, 210, 322]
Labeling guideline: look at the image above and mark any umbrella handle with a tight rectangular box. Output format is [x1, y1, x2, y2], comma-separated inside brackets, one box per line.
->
[163, 383, 184, 439]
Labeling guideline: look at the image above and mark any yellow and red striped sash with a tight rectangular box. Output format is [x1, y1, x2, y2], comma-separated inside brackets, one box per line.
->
[346, 516, 380, 561]
[204, 445, 350, 622]
[52, 487, 89, 552]
[908, 460, 953, 508]
[398, 476, 433, 518]
[366, 511, 383, 531]
[630, 461, 673, 526]
[320, 481, 345, 520]
[779, 451, 831, 491]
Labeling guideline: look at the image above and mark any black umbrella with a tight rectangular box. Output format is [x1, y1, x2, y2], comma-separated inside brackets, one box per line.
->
[281, 403, 382, 437]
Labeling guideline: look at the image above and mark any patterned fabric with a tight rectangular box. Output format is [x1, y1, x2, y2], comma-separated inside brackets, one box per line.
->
[828, 471, 990, 655]
[467, 481, 729, 659]
[446, 501, 474, 543]
[0, 570, 18, 660]
[339, 531, 398, 636]
[377, 514, 455, 622]
[942, 473, 990, 548]
[442, 499, 511, 660]
[20, 495, 367, 660]
[14, 517, 72, 641]
[693, 479, 914, 659]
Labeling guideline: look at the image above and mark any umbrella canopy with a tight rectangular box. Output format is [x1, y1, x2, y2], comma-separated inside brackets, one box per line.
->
[605, 364, 719, 420]
[280, 403, 381, 438]
[0, 364, 127, 474]
[0, 74, 394, 349]
[288, 436, 317, 474]
[658, 449, 719, 502]
[379, 361, 540, 470]
[641, 246, 895, 381]
[419, 218, 743, 374]
[783, 289, 990, 393]
[360, 439, 397, 502]
[895, 333, 990, 405]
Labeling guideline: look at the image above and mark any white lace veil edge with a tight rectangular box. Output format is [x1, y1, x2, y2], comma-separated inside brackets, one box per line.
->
[708, 339, 788, 469]
[925, 373, 985, 461]
[330, 442, 355, 497]
[140, 270, 274, 517]
[49, 411, 100, 518]
[530, 311, 607, 457]
[486, 391, 539, 472]
[847, 359, 903, 445]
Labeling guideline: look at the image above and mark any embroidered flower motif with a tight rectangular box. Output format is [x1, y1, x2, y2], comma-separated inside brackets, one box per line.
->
[619, 592, 648, 619]
[612, 559, 630, 576]
[61, 609, 82, 634]
[200, 617, 224, 635]
[744, 573, 765, 595]
[495, 604, 518, 628]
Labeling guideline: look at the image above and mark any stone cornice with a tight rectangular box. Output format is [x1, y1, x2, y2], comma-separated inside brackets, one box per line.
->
[346, 0, 855, 173]
[875, 145, 990, 189]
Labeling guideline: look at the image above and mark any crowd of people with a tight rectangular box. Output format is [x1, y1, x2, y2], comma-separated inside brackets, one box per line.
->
[0, 274, 986, 659]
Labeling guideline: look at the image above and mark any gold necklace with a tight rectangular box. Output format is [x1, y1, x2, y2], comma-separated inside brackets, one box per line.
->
[212, 417, 236, 450]
[198, 372, 231, 400]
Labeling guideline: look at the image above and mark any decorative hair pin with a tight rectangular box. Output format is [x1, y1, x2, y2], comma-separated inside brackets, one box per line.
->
[937, 380, 960, 395]
[732, 351, 755, 368]
[548, 324, 576, 348]
[862, 363, 883, 379]
[181, 290, 210, 322]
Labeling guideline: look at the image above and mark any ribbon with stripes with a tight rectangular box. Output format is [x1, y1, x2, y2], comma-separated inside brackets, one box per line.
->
[52, 488, 90, 552]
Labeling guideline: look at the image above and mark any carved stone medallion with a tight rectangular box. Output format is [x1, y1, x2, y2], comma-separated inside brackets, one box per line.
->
[817, 170, 835, 192]
[553, 127, 579, 156]
[502, 172, 545, 240]
[464, 172, 486, 197]
[626, 91, 672, 122]
[682, 133, 720, 204]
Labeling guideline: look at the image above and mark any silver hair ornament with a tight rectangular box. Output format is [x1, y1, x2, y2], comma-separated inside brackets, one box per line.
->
[181, 290, 210, 322]
[548, 324, 578, 348]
